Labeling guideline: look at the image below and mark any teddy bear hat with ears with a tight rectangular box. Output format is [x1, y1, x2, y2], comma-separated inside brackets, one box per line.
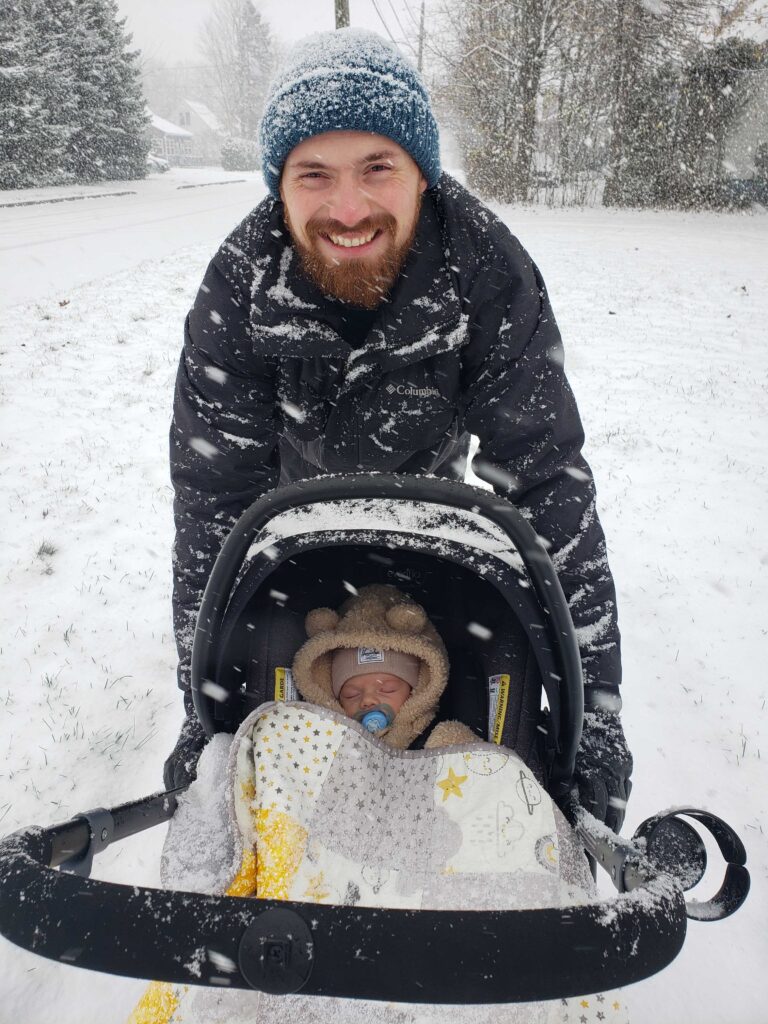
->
[291, 583, 450, 750]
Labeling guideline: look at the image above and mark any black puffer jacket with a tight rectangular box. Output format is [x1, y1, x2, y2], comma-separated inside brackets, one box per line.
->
[171, 174, 622, 706]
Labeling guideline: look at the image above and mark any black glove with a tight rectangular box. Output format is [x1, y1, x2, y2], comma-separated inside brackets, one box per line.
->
[573, 707, 633, 833]
[163, 713, 208, 790]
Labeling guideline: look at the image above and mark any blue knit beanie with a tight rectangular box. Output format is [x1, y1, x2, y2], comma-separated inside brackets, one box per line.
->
[259, 28, 441, 197]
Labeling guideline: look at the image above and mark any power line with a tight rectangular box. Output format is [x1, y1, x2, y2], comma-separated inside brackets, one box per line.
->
[370, 0, 400, 45]
[385, 0, 412, 41]
[370, 0, 419, 60]
[384, 0, 426, 72]
[401, 0, 422, 31]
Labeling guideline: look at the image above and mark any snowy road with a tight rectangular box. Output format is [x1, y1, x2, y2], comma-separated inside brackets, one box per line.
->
[0, 169, 266, 309]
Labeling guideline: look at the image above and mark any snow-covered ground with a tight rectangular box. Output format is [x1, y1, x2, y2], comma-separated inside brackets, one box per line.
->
[0, 197, 766, 1023]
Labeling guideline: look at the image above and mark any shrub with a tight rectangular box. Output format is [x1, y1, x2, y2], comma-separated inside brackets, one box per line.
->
[220, 137, 259, 172]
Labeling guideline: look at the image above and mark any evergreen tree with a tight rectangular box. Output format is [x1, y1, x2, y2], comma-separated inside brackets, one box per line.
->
[232, 0, 273, 141]
[606, 36, 765, 209]
[0, 0, 75, 188]
[27, 0, 79, 182]
[672, 37, 765, 207]
[0, 2, 38, 188]
[605, 62, 680, 207]
[66, 0, 149, 182]
[202, 0, 275, 141]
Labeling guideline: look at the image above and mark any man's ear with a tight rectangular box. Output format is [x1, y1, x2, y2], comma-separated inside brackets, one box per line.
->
[419, 174, 428, 194]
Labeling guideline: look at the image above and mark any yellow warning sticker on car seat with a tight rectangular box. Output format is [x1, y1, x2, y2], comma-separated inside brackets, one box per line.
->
[274, 666, 297, 702]
[488, 674, 510, 745]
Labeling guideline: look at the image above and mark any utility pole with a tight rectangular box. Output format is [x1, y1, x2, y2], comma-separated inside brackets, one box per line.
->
[335, 0, 350, 28]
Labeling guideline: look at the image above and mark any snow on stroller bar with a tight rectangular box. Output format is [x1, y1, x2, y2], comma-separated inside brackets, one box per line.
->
[245, 497, 527, 570]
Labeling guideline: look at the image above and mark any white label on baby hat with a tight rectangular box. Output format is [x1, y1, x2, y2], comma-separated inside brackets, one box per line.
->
[357, 647, 385, 664]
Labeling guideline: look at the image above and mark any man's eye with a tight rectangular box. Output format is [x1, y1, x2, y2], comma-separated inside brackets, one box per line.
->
[368, 164, 392, 173]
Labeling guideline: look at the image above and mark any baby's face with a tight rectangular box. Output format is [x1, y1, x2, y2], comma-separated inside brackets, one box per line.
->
[338, 672, 412, 717]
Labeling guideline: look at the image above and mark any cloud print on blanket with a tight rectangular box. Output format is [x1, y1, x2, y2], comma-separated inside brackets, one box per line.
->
[130, 702, 629, 1024]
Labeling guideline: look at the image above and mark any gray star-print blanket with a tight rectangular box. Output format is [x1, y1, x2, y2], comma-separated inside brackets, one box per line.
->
[129, 703, 630, 1023]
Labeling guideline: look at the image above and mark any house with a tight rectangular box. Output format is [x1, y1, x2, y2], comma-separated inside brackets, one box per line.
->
[177, 99, 225, 165]
[147, 111, 194, 167]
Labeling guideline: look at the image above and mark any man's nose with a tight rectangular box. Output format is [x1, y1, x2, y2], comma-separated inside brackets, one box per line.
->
[326, 178, 371, 226]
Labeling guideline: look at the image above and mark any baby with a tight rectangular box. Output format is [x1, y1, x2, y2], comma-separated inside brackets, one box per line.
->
[331, 646, 420, 734]
[292, 583, 475, 749]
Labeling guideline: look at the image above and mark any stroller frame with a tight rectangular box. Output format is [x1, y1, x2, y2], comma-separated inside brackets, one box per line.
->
[0, 474, 749, 1003]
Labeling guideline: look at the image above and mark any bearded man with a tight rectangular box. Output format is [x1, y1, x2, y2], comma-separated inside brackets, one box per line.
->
[164, 29, 632, 832]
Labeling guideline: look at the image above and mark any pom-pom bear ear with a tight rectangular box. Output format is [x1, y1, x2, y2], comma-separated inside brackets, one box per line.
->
[386, 602, 427, 633]
[305, 608, 340, 636]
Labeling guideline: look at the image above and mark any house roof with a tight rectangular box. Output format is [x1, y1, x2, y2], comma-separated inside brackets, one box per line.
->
[148, 110, 193, 138]
[183, 99, 224, 133]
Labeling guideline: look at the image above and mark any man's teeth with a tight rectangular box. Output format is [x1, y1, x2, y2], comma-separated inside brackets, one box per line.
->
[327, 231, 377, 248]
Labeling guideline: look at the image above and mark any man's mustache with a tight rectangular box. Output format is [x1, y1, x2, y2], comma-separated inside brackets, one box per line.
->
[305, 214, 397, 240]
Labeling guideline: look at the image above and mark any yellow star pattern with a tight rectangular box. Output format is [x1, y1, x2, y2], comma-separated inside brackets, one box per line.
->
[303, 871, 330, 902]
[437, 767, 468, 801]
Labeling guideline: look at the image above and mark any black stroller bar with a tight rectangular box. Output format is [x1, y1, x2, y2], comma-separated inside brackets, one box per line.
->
[0, 813, 688, 1002]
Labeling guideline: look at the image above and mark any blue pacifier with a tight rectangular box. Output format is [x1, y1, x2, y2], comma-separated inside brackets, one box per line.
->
[355, 704, 395, 734]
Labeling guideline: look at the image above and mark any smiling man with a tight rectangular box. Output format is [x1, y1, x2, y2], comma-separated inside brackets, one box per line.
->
[166, 29, 632, 832]
[280, 131, 426, 308]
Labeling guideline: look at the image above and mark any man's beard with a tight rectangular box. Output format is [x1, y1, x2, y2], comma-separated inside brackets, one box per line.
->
[285, 200, 422, 310]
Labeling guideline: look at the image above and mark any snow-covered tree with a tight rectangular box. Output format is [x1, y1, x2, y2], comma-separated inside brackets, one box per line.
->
[0, 3, 41, 188]
[599, 0, 713, 207]
[201, 0, 275, 141]
[66, 0, 149, 182]
[0, 0, 77, 188]
[435, 0, 574, 203]
[1, 0, 147, 188]
[669, 36, 766, 206]
[434, 0, 757, 208]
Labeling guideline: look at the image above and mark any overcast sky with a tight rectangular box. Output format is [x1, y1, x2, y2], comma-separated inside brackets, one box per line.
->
[116, 0, 424, 66]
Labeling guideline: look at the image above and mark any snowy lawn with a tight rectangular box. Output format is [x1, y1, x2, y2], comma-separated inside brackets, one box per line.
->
[0, 202, 766, 1023]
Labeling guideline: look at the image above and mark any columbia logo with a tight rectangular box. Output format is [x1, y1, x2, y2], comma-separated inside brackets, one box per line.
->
[386, 383, 440, 398]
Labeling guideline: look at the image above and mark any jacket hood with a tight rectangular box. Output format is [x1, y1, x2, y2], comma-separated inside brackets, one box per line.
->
[292, 584, 449, 749]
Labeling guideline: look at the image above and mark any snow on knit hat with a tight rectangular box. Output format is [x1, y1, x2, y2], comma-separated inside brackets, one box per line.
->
[292, 584, 449, 750]
[331, 647, 420, 697]
[258, 28, 441, 198]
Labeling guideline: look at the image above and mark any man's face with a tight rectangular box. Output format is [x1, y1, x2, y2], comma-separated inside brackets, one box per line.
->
[280, 131, 427, 309]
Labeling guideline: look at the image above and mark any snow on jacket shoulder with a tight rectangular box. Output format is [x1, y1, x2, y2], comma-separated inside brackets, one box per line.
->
[170, 174, 621, 703]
